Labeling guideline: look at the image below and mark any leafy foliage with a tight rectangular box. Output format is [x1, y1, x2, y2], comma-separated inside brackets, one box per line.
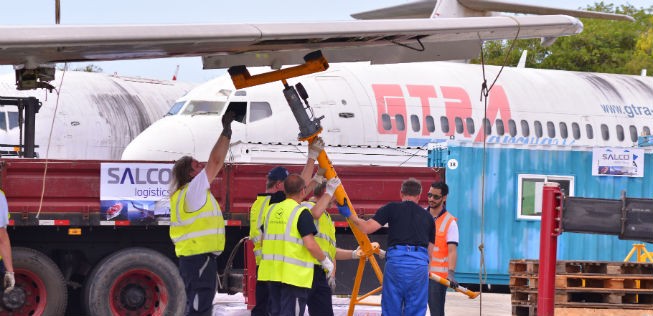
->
[472, 2, 653, 75]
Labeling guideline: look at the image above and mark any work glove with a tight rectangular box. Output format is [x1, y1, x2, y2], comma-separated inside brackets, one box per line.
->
[336, 198, 352, 218]
[447, 270, 459, 289]
[352, 246, 361, 259]
[320, 258, 334, 278]
[311, 167, 327, 184]
[327, 276, 336, 292]
[4, 271, 15, 292]
[308, 137, 324, 160]
[325, 177, 341, 197]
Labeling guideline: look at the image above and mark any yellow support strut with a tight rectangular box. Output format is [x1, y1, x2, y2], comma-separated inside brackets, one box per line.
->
[228, 51, 384, 316]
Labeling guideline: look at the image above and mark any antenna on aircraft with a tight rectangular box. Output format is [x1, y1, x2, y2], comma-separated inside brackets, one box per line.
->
[55, 0, 60, 24]
[172, 65, 179, 81]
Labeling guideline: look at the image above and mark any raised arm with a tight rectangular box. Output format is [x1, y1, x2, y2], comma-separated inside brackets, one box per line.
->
[205, 111, 235, 181]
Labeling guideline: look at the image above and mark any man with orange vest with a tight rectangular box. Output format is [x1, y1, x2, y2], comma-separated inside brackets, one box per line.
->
[426, 181, 459, 316]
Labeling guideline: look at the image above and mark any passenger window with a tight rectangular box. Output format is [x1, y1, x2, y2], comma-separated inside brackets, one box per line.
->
[559, 122, 568, 139]
[508, 119, 517, 137]
[483, 118, 492, 135]
[410, 115, 420, 132]
[520, 120, 530, 137]
[395, 114, 405, 131]
[546, 121, 555, 138]
[495, 119, 505, 136]
[483, 118, 491, 135]
[629, 125, 638, 142]
[534, 121, 543, 138]
[616, 125, 624, 141]
[466, 118, 475, 134]
[586, 124, 594, 139]
[249, 102, 272, 123]
[8, 112, 19, 130]
[601, 124, 609, 140]
[426, 116, 435, 133]
[455, 117, 464, 134]
[440, 116, 449, 133]
[572, 123, 581, 140]
[382, 114, 392, 131]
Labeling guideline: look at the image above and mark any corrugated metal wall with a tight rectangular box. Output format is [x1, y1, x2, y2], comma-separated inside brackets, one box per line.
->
[430, 143, 653, 285]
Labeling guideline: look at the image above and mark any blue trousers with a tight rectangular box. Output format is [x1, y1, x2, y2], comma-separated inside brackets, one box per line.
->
[382, 246, 429, 316]
[428, 279, 448, 316]
[179, 253, 217, 316]
[268, 281, 309, 316]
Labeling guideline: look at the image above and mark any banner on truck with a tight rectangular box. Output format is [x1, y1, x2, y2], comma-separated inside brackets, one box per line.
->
[100, 163, 173, 223]
[592, 148, 644, 177]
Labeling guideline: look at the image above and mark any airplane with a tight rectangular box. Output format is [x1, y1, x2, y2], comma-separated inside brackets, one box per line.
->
[121, 60, 653, 167]
[0, 71, 193, 159]
[0, 0, 632, 162]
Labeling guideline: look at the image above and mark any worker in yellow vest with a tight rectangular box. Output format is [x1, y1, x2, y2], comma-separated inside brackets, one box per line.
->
[248, 138, 324, 315]
[258, 173, 336, 316]
[169, 111, 234, 316]
[302, 179, 374, 316]
[426, 181, 459, 316]
[0, 189, 15, 293]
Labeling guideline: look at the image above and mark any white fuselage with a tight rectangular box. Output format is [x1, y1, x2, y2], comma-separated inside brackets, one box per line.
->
[122, 62, 653, 166]
[0, 71, 193, 160]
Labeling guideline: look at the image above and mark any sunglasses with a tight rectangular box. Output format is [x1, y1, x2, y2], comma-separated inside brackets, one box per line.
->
[427, 193, 443, 200]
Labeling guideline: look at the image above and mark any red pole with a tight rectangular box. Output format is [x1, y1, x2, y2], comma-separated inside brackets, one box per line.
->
[538, 183, 562, 316]
[244, 238, 257, 310]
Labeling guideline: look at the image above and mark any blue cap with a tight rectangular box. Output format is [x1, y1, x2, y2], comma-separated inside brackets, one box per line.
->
[267, 166, 289, 181]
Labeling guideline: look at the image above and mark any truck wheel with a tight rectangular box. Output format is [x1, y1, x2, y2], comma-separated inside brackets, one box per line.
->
[83, 247, 185, 316]
[10, 247, 67, 315]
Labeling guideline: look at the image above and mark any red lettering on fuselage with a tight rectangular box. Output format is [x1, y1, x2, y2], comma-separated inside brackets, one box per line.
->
[474, 86, 512, 142]
[372, 84, 407, 145]
[406, 85, 437, 136]
[372, 83, 512, 146]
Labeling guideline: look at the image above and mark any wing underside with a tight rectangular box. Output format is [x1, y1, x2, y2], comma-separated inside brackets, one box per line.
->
[0, 15, 581, 69]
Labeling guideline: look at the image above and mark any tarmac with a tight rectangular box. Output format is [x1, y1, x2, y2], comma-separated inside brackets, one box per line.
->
[212, 291, 511, 315]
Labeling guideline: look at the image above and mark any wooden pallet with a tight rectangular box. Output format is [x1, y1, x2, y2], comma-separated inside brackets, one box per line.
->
[512, 304, 536, 316]
[510, 288, 538, 305]
[556, 274, 653, 289]
[554, 307, 653, 316]
[509, 275, 539, 289]
[556, 288, 653, 305]
[509, 259, 539, 275]
[556, 261, 653, 275]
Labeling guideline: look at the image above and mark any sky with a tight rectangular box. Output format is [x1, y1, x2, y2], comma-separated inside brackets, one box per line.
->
[0, 0, 649, 83]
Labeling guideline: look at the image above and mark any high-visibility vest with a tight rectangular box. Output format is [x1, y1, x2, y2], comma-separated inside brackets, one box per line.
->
[258, 199, 314, 289]
[301, 202, 337, 265]
[249, 195, 272, 265]
[169, 184, 225, 257]
[429, 211, 457, 278]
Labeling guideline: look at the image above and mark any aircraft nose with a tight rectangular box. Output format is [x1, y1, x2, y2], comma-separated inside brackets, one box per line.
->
[122, 116, 198, 161]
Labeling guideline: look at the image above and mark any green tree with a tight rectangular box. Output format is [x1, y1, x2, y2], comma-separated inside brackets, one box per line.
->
[73, 64, 103, 73]
[472, 2, 653, 75]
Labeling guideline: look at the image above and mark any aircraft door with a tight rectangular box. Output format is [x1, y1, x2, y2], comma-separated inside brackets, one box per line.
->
[314, 77, 364, 145]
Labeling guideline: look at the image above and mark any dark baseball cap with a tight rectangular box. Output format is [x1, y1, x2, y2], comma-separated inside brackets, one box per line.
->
[267, 166, 289, 181]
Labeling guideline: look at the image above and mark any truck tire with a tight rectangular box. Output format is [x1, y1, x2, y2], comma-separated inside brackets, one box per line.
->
[83, 247, 185, 316]
[11, 247, 67, 315]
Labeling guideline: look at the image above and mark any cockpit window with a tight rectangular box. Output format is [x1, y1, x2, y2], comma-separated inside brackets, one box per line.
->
[0, 112, 6, 131]
[182, 101, 226, 115]
[250, 102, 272, 123]
[166, 101, 185, 116]
[8, 112, 18, 130]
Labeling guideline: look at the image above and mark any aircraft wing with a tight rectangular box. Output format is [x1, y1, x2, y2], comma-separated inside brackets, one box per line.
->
[0, 15, 581, 70]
